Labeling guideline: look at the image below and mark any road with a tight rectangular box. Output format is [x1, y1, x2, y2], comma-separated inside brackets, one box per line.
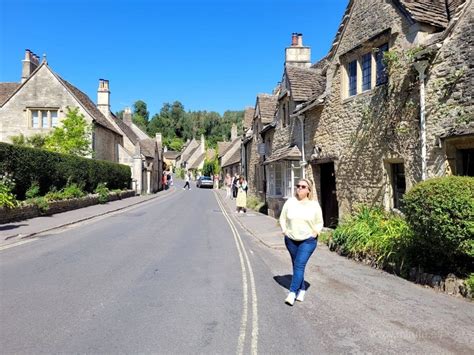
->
[1, 188, 473, 354]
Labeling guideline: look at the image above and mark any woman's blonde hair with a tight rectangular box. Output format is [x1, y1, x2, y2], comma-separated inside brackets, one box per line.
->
[294, 178, 315, 200]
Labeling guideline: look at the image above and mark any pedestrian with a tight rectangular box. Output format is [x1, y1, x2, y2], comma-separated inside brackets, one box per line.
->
[183, 172, 191, 190]
[214, 174, 219, 189]
[166, 171, 172, 189]
[279, 178, 324, 306]
[225, 173, 232, 199]
[236, 176, 248, 213]
[163, 171, 168, 190]
[232, 173, 239, 199]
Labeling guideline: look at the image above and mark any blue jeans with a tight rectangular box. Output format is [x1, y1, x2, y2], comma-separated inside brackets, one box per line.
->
[285, 236, 317, 293]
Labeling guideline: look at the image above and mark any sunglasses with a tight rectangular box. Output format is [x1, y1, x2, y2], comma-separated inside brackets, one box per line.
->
[296, 184, 309, 189]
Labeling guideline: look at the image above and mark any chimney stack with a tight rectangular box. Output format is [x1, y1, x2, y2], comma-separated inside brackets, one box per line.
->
[155, 133, 162, 146]
[21, 49, 40, 83]
[97, 79, 110, 115]
[123, 107, 132, 125]
[285, 33, 311, 68]
[200, 134, 205, 153]
[231, 123, 238, 141]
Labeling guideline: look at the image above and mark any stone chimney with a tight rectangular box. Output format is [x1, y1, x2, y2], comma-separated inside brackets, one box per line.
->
[200, 134, 205, 153]
[97, 79, 110, 115]
[123, 107, 132, 125]
[231, 123, 238, 141]
[21, 49, 40, 83]
[155, 133, 162, 146]
[285, 33, 311, 68]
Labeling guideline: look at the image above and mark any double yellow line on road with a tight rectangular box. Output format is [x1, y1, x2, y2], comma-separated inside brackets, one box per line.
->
[214, 191, 259, 355]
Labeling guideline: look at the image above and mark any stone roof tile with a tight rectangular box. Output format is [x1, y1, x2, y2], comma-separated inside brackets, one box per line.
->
[286, 66, 326, 102]
[257, 94, 278, 124]
[243, 107, 255, 130]
[0, 83, 20, 106]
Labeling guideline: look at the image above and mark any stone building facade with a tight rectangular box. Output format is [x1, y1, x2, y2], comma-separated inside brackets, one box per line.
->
[293, 0, 472, 225]
[0, 51, 123, 162]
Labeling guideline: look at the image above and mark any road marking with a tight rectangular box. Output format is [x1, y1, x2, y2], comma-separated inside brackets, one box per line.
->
[0, 238, 38, 251]
[215, 192, 258, 355]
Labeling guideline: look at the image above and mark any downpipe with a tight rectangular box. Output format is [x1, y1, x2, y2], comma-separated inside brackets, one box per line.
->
[414, 60, 429, 181]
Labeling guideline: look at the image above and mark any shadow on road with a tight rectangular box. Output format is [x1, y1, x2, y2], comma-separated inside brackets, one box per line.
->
[274, 275, 311, 291]
[0, 224, 27, 231]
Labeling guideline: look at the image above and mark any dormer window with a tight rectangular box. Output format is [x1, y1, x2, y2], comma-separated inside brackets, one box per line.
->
[343, 42, 389, 98]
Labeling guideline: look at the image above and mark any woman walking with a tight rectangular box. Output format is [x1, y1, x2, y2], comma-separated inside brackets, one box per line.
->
[279, 178, 323, 306]
[225, 173, 232, 198]
[236, 176, 248, 213]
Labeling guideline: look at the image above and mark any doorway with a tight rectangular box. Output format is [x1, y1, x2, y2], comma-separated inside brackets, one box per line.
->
[320, 162, 339, 228]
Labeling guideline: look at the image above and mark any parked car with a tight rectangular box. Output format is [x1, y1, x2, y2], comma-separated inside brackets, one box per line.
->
[196, 176, 213, 188]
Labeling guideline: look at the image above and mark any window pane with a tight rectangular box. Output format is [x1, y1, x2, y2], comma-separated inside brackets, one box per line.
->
[362, 53, 372, 91]
[376, 43, 389, 86]
[41, 111, 48, 128]
[32, 111, 39, 128]
[348, 60, 357, 96]
[275, 163, 282, 196]
[51, 111, 58, 127]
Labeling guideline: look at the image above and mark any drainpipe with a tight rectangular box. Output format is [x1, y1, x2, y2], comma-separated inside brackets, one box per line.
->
[297, 115, 306, 178]
[414, 60, 429, 181]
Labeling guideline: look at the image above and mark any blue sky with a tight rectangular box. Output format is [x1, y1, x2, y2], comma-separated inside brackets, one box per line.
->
[0, 0, 348, 116]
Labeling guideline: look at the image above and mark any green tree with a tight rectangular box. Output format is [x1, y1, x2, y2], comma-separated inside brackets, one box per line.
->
[44, 107, 92, 156]
[133, 100, 149, 121]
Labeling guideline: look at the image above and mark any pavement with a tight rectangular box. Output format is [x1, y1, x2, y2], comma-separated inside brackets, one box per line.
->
[0, 187, 284, 250]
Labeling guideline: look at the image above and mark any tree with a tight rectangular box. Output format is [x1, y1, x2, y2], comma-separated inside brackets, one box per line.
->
[44, 107, 92, 157]
[133, 100, 149, 122]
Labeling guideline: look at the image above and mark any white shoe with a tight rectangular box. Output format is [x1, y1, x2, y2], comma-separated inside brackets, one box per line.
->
[285, 292, 296, 306]
[296, 290, 306, 302]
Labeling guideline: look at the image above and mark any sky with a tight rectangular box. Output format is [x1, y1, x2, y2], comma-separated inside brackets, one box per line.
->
[0, 0, 348, 116]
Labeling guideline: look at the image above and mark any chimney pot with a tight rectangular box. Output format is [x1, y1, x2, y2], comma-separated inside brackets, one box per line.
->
[297, 33, 303, 46]
[291, 33, 298, 46]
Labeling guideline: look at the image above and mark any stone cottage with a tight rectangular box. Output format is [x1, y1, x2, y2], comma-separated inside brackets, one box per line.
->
[219, 124, 241, 179]
[0, 50, 122, 162]
[293, 0, 473, 226]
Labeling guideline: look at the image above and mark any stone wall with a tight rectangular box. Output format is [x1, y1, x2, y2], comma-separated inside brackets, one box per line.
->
[0, 190, 136, 224]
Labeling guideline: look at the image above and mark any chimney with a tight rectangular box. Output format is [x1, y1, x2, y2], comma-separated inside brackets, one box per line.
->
[155, 133, 162, 146]
[123, 107, 132, 125]
[21, 49, 40, 83]
[285, 33, 311, 68]
[200, 134, 205, 153]
[231, 123, 238, 141]
[97, 79, 110, 115]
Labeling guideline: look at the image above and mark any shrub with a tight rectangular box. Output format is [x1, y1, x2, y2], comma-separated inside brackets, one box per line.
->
[247, 194, 265, 212]
[0, 173, 17, 208]
[95, 182, 110, 204]
[25, 181, 41, 199]
[61, 183, 85, 199]
[332, 205, 414, 271]
[403, 176, 474, 274]
[466, 273, 474, 297]
[26, 196, 49, 214]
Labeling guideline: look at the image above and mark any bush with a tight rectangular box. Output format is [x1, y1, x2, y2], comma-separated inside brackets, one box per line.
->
[331, 205, 414, 271]
[26, 196, 49, 214]
[61, 183, 85, 199]
[95, 182, 110, 204]
[0, 173, 17, 208]
[247, 194, 265, 212]
[403, 176, 474, 274]
[0, 142, 131, 199]
[466, 273, 474, 296]
[25, 181, 41, 199]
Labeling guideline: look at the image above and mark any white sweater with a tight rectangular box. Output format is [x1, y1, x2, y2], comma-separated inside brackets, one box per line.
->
[279, 197, 324, 241]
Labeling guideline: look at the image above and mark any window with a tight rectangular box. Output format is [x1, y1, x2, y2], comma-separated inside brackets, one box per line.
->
[348, 60, 357, 96]
[344, 42, 389, 98]
[362, 53, 372, 91]
[29, 109, 59, 129]
[267, 161, 302, 197]
[376, 43, 389, 86]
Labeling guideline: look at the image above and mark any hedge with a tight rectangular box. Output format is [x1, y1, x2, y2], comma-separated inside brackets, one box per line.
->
[0, 142, 131, 200]
[402, 176, 474, 275]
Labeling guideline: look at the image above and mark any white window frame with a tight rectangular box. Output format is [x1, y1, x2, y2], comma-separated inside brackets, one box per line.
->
[28, 108, 59, 129]
[267, 161, 303, 198]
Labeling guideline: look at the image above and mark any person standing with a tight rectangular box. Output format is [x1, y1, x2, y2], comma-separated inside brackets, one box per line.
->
[279, 178, 324, 306]
[214, 174, 219, 189]
[236, 176, 248, 213]
[183, 172, 191, 190]
[225, 173, 232, 198]
[232, 173, 239, 199]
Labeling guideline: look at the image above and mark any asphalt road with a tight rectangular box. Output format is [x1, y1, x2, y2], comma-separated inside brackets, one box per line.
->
[1, 188, 473, 354]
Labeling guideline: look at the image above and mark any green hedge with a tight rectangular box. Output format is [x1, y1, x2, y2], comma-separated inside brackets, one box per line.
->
[403, 176, 474, 274]
[0, 142, 131, 200]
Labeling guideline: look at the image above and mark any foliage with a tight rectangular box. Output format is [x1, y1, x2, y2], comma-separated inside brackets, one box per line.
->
[25, 181, 41, 199]
[319, 231, 333, 245]
[44, 183, 85, 201]
[44, 107, 92, 157]
[10, 133, 47, 149]
[175, 167, 186, 179]
[331, 205, 414, 272]
[466, 273, 474, 296]
[163, 137, 184, 152]
[0, 142, 131, 200]
[402, 176, 474, 274]
[247, 194, 266, 212]
[0, 173, 17, 208]
[94, 182, 110, 204]
[202, 153, 220, 176]
[26, 196, 49, 214]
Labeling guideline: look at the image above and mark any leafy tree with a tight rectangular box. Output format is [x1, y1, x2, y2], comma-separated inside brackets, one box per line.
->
[132, 114, 148, 131]
[10, 133, 46, 149]
[44, 107, 92, 157]
[133, 100, 149, 122]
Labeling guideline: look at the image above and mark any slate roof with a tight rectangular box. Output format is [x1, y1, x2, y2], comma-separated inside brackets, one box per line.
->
[139, 139, 156, 158]
[285, 66, 326, 102]
[222, 147, 241, 168]
[264, 145, 302, 164]
[0, 83, 20, 106]
[189, 153, 205, 169]
[440, 122, 474, 139]
[113, 116, 139, 145]
[398, 0, 449, 28]
[58, 77, 121, 135]
[164, 150, 181, 159]
[243, 107, 255, 130]
[257, 94, 278, 124]
[218, 141, 232, 158]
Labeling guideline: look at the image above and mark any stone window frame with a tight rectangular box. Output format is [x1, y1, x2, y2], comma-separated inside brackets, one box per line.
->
[340, 31, 391, 100]
[27, 108, 60, 129]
